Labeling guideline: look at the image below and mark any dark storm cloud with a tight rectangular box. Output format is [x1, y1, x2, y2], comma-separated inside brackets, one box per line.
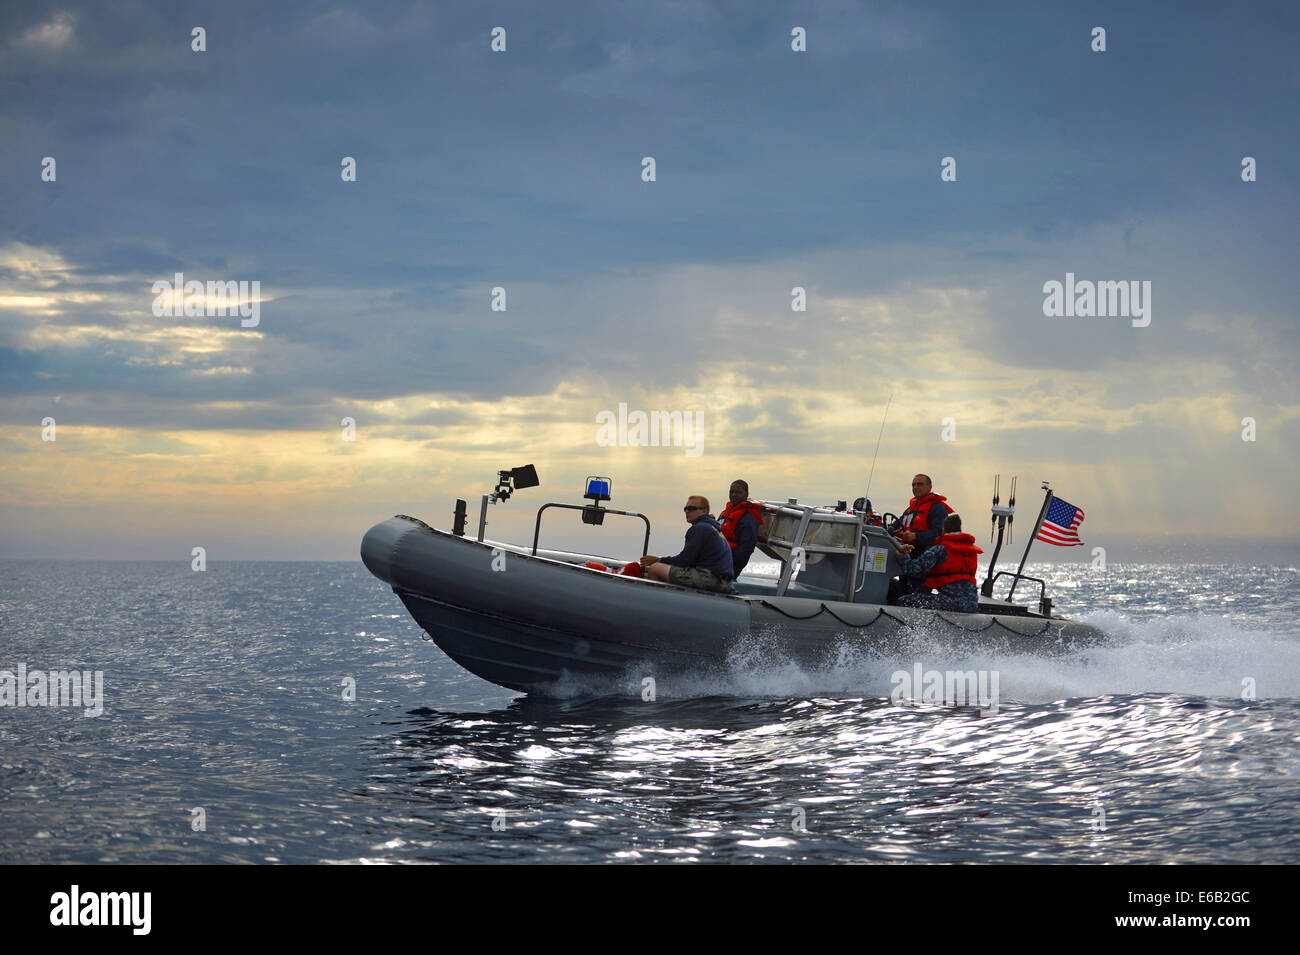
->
[0, 0, 1295, 426]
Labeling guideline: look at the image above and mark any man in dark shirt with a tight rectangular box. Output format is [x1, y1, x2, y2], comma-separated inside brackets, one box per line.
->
[642, 495, 735, 593]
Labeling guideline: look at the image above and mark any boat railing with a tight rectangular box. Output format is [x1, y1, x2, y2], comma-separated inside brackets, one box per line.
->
[854, 525, 899, 597]
[986, 570, 1052, 616]
[531, 502, 651, 558]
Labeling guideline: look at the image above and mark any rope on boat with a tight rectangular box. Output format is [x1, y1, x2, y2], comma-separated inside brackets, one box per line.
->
[819, 604, 883, 627]
[756, 599, 831, 620]
[935, 612, 998, 633]
[755, 600, 1056, 638]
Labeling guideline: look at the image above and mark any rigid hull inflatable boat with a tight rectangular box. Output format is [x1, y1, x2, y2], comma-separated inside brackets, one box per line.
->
[360, 471, 1106, 694]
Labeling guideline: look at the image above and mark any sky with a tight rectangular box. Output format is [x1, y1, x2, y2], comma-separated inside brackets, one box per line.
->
[1, 0, 1297, 563]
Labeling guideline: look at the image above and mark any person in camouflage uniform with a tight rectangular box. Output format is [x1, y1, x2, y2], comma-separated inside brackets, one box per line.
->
[895, 513, 982, 613]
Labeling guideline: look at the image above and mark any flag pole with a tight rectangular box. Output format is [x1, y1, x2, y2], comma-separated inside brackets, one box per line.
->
[1007, 482, 1053, 600]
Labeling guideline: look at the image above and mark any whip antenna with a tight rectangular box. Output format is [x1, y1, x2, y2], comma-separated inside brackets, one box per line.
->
[863, 393, 892, 502]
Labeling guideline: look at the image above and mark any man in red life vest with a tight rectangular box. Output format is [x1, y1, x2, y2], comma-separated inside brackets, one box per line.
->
[717, 479, 763, 576]
[895, 513, 982, 612]
[892, 473, 951, 594]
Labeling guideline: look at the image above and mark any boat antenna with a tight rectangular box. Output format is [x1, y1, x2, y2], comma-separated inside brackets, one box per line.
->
[863, 393, 892, 503]
[990, 474, 1000, 542]
[1008, 475, 1017, 544]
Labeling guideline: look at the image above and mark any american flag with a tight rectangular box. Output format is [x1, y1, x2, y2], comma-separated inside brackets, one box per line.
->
[1037, 496, 1085, 546]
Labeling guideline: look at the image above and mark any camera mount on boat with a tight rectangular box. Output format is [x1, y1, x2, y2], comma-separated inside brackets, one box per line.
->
[471, 463, 540, 541]
[491, 464, 539, 504]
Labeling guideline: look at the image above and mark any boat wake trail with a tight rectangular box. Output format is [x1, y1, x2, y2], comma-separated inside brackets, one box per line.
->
[545, 612, 1300, 703]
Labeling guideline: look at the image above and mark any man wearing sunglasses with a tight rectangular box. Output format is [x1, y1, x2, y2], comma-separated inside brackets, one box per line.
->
[642, 495, 735, 593]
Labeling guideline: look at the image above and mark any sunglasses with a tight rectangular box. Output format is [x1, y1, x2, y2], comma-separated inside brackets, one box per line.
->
[683, 505, 705, 512]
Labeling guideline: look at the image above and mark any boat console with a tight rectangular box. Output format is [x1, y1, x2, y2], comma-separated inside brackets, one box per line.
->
[750, 500, 903, 604]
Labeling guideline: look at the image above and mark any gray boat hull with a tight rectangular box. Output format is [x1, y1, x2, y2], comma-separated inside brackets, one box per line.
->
[361, 515, 1105, 694]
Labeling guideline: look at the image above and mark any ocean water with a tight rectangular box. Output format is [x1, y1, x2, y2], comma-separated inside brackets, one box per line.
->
[2, 559, 1298, 864]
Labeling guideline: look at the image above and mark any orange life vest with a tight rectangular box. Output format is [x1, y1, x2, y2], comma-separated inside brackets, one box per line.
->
[900, 492, 949, 535]
[925, 533, 982, 589]
[718, 500, 764, 549]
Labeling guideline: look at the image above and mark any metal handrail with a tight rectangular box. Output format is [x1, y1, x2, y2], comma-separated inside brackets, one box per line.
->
[855, 529, 906, 594]
[531, 503, 651, 558]
[774, 507, 814, 596]
[989, 570, 1046, 605]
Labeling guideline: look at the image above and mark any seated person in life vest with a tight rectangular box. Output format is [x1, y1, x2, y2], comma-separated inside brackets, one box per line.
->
[642, 495, 735, 594]
[717, 479, 763, 577]
[895, 513, 982, 613]
[891, 473, 951, 594]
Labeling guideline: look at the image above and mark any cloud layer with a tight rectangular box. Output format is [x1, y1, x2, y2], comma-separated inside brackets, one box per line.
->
[1, 1, 1297, 561]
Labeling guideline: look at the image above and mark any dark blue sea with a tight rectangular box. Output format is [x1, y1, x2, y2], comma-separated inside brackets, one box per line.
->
[2, 560, 1298, 864]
